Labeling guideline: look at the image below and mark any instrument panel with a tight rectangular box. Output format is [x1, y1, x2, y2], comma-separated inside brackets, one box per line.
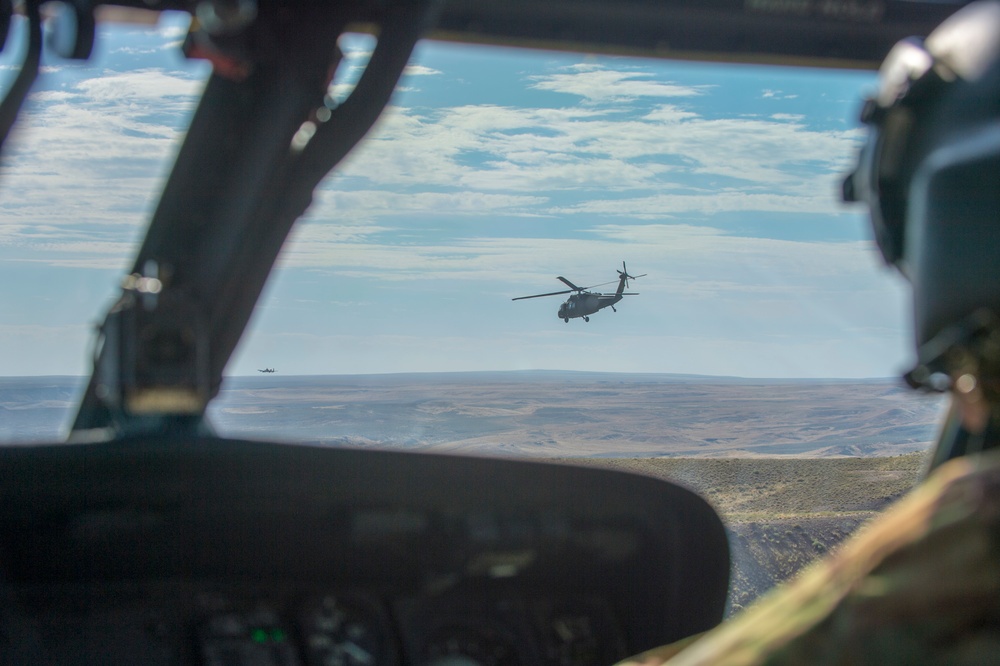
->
[14, 581, 624, 666]
[15, 580, 624, 665]
[196, 588, 622, 666]
[0, 437, 729, 665]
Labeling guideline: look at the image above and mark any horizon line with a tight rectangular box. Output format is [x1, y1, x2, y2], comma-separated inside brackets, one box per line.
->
[0, 369, 904, 382]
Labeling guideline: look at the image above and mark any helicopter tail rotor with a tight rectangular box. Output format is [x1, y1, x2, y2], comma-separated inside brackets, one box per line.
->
[617, 261, 646, 289]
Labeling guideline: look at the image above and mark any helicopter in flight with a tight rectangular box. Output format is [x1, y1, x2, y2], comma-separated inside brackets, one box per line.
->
[258, 368, 275, 373]
[514, 262, 645, 322]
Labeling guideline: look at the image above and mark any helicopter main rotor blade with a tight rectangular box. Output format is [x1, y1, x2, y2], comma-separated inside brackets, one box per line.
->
[560, 277, 621, 291]
[512, 288, 575, 301]
[514, 276, 622, 301]
[557, 276, 582, 291]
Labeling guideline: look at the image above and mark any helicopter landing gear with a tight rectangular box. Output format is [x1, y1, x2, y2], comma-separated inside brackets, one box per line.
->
[611, 305, 617, 312]
[584, 316, 590, 322]
[564, 318, 569, 323]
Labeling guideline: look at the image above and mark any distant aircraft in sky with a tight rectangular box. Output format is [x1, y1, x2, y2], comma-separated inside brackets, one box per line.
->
[258, 368, 275, 373]
[513, 262, 645, 322]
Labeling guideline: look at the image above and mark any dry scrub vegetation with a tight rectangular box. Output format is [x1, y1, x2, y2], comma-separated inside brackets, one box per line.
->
[567, 453, 926, 522]
[558, 453, 928, 613]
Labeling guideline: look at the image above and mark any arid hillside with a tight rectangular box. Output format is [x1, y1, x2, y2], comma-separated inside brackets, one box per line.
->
[558, 453, 927, 613]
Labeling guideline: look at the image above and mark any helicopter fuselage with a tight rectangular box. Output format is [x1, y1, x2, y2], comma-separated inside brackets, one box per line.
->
[513, 263, 643, 322]
[558, 292, 623, 321]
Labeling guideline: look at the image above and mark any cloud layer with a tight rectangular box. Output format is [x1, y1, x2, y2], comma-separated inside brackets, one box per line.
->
[0, 23, 901, 378]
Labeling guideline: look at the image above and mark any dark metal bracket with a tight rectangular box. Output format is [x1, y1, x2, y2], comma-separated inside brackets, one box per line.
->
[905, 309, 1000, 471]
[71, 0, 441, 437]
[0, 0, 40, 157]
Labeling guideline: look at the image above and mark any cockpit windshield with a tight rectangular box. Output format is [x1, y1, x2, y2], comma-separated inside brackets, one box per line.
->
[0, 3, 950, 627]
[2, 14, 931, 437]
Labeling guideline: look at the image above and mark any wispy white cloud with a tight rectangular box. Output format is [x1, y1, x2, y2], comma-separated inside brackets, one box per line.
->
[771, 113, 805, 121]
[403, 64, 442, 77]
[762, 89, 799, 100]
[1, 37, 905, 380]
[322, 91, 863, 212]
[305, 190, 549, 219]
[276, 217, 885, 300]
[112, 47, 159, 55]
[1, 68, 203, 247]
[547, 186, 847, 218]
[529, 66, 708, 103]
[74, 68, 205, 102]
[158, 24, 189, 40]
[0, 55, 865, 276]
[0, 66, 202, 272]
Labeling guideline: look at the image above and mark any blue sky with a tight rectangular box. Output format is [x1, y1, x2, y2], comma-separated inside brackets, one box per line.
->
[0, 13, 914, 378]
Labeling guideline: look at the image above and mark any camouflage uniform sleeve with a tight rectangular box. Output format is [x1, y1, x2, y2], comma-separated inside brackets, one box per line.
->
[615, 449, 1000, 666]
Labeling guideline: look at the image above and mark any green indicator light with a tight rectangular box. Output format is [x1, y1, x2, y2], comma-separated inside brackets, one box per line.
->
[251, 628, 269, 644]
[271, 629, 287, 642]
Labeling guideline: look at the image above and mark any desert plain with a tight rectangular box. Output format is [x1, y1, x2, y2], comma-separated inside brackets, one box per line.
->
[208, 371, 946, 458]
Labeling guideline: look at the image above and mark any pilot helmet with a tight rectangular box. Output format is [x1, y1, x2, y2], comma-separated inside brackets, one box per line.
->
[844, 1, 1000, 394]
